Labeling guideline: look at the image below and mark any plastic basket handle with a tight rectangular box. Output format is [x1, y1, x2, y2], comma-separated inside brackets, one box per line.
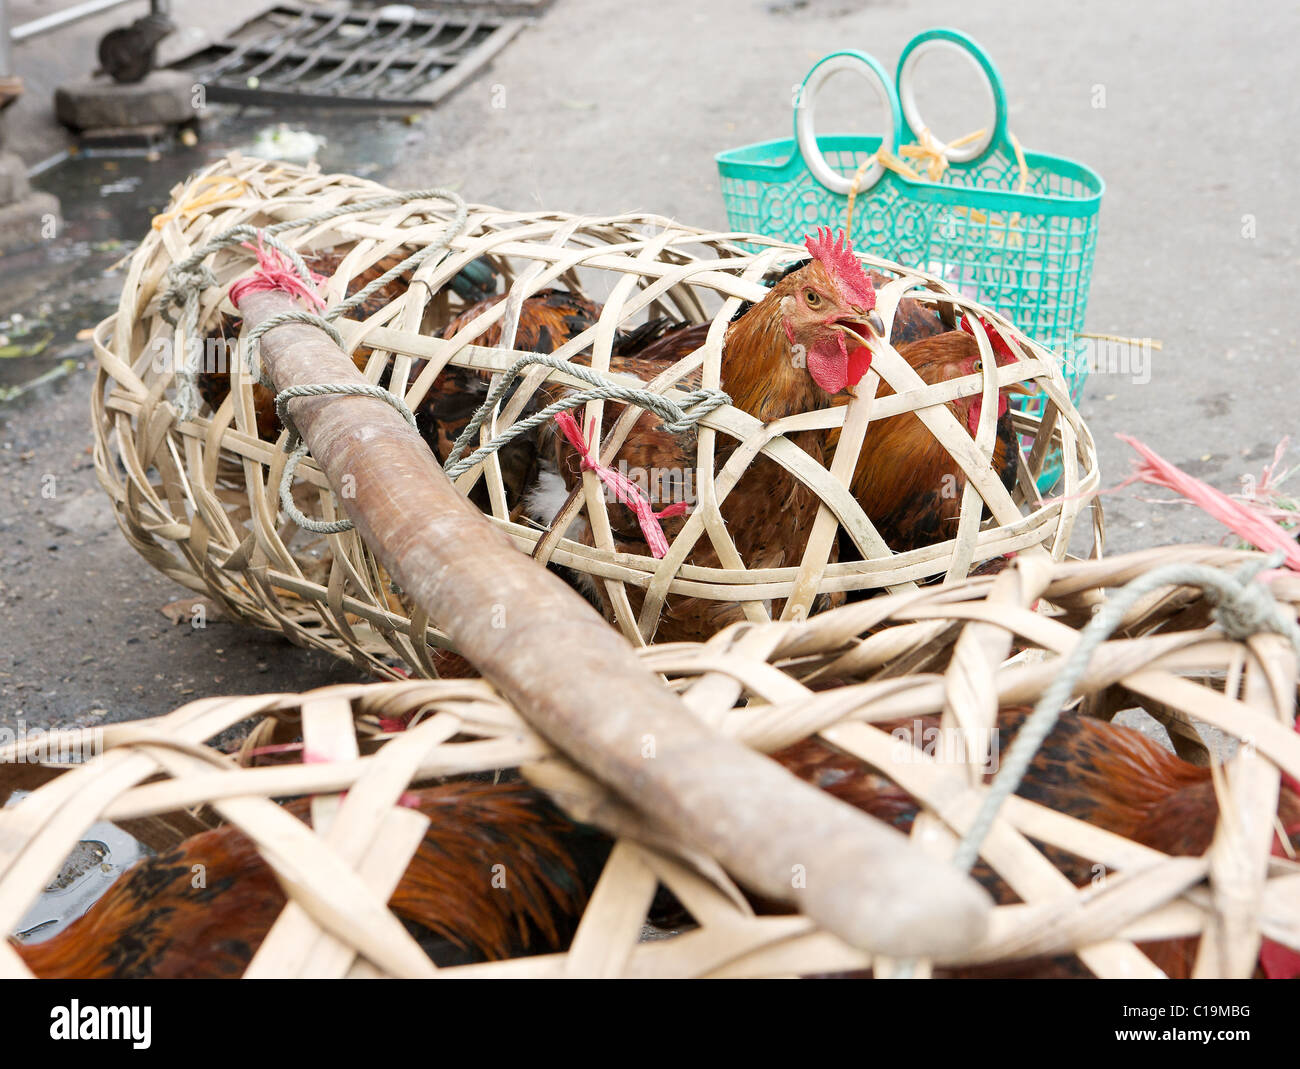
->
[895, 28, 1009, 166]
[793, 49, 901, 197]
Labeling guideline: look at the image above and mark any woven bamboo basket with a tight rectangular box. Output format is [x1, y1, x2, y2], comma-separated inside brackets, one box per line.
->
[92, 152, 1101, 673]
[4, 546, 1296, 978]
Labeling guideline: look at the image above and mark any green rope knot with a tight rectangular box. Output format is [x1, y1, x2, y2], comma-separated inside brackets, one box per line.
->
[659, 388, 734, 434]
[153, 186, 468, 422]
[159, 263, 218, 329]
[1204, 554, 1300, 645]
[443, 351, 731, 481]
[151, 183, 467, 529]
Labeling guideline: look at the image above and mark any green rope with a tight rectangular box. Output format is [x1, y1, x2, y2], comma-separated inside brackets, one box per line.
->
[891, 550, 1297, 977]
[248, 309, 345, 354]
[160, 182, 731, 533]
[274, 383, 418, 535]
[160, 187, 468, 421]
[158, 185, 467, 532]
[952, 550, 1298, 874]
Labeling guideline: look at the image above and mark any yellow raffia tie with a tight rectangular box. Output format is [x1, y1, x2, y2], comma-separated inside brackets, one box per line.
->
[951, 131, 1029, 233]
[845, 146, 920, 233]
[844, 126, 1029, 237]
[151, 175, 249, 231]
[899, 126, 987, 182]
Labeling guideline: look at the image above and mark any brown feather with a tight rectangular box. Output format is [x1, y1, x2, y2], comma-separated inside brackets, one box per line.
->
[836, 330, 1020, 558]
[13, 782, 605, 978]
[539, 261, 863, 642]
[772, 710, 1300, 978]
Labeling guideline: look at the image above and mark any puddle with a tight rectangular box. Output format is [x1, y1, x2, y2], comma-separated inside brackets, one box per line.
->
[4, 789, 149, 944]
[1, 105, 421, 407]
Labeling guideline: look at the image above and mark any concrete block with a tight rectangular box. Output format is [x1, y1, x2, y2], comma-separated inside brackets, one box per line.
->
[0, 152, 30, 204]
[0, 192, 61, 252]
[54, 71, 197, 133]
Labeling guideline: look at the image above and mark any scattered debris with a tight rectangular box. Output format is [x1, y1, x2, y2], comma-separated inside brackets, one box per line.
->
[245, 123, 326, 163]
[159, 595, 222, 626]
[0, 360, 77, 403]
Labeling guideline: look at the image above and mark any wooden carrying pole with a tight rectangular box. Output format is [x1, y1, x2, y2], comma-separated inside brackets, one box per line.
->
[237, 289, 992, 960]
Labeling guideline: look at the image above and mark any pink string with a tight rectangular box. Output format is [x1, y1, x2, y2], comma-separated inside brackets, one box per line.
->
[1038, 435, 1300, 576]
[1111, 435, 1300, 971]
[1112, 434, 1300, 573]
[228, 234, 328, 310]
[241, 741, 304, 761]
[554, 410, 688, 559]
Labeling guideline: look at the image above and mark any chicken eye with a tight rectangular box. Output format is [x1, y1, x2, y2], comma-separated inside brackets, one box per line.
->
[804, 289, 821, 307]
[972, 359, 983, 373]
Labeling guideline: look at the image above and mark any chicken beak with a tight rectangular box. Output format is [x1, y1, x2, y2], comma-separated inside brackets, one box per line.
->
[1003, 379, 1036, 396]
[836, 310, 886, 346]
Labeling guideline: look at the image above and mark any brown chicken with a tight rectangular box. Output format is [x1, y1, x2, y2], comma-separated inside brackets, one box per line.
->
[774, 709, 1300, 979]
[536, 228, 886, 642]
[197, 250, 610, 520]
[838, 317, 1028, 562]
[13, 782, 609, 978]
[15, 714, 1297, 978]
[418, 287, 623, 515]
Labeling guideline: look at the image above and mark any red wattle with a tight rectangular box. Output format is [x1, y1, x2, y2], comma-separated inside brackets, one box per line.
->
[807, 334, 849, 394]
[846, 344, 872, 388]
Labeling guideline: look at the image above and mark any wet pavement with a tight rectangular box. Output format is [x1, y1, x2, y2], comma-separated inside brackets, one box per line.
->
[0, 105, 433, 728]
[1, 106, 422, 400]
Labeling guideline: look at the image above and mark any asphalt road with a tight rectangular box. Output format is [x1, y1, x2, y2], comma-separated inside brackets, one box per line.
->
[0, 0, 1295, 729]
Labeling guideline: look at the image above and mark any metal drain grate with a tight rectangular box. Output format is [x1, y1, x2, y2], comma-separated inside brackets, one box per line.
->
[169, 3, 532, 107]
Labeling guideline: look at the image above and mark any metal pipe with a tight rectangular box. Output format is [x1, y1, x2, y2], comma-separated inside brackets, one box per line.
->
[0, 0, 12, 79]
[11, 0, 138, 42]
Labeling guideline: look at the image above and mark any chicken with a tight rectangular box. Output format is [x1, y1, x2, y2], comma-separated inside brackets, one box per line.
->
[195, 251, 607, 519]
[12, 781, 609, 978]
[417, 288, 607, 514]
[16, 711, 1295, 979]
[772, 710, 1300, 978]
[837, 317, 1028, 563]
[534, 227, 885, 642]
[593, 262, 945, 386]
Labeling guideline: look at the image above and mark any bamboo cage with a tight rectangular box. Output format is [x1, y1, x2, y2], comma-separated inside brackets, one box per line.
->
[91, 153, 1102, 673]
[4, 546, 1297, 979]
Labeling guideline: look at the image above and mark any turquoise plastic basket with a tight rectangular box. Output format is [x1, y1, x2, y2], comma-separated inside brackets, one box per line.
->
[717, 28, 1104, 477]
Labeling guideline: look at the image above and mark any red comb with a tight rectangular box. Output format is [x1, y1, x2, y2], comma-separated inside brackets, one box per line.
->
[804, 226, 876, 309]
[960, 310, 1017, 363]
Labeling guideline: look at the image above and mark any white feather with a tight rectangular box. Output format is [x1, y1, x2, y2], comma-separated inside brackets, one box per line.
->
[524, 469, 573, 530]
